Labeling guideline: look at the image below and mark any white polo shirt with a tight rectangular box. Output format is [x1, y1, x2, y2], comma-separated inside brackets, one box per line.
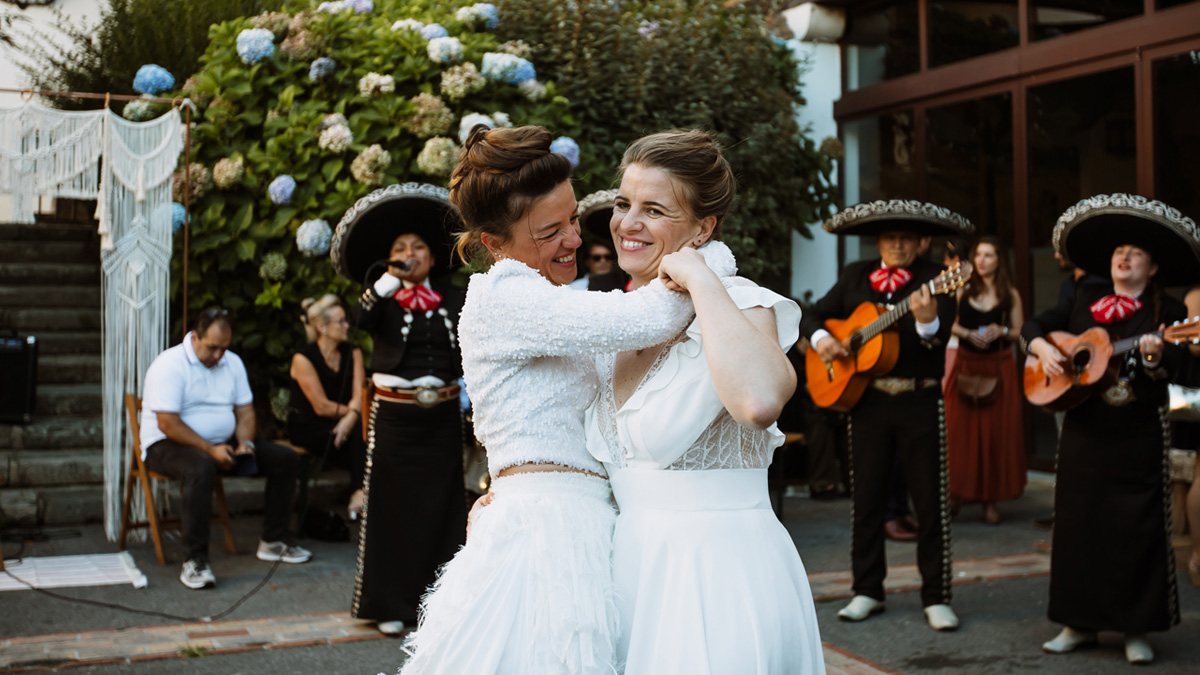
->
[140, 332, 254, 457]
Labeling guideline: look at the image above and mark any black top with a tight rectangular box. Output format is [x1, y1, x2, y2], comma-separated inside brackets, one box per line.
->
[801, 257, 957, 379]
[350, 278, 465, 382]
[288, 341, 353, 435]
[956, 300, 1007, 354]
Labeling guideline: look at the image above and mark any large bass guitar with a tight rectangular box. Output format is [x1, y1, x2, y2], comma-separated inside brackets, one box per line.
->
[1022, 318, 1200, 411]
[805, 263, 972, 412]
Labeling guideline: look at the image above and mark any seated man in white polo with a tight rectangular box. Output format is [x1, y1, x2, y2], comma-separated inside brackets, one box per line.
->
[141, 306, 311, 589]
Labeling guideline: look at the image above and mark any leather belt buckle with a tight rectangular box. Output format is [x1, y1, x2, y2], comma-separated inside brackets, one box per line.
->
[414, 386, 441, 408]
[872, 377, 915, 396]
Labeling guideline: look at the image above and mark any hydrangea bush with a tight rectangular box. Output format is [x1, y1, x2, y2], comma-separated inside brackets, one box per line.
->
[173, 0, 575, 392]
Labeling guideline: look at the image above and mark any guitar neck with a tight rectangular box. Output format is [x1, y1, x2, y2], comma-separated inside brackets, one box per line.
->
[1111, 331, 1162, 356]
[852, 283, 925, 346]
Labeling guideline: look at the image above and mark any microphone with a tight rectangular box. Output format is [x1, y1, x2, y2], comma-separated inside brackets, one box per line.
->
[385, 259, 413, 271]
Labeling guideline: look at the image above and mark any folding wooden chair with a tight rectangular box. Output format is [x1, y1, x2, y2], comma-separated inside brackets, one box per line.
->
[118, 394, 236, 566]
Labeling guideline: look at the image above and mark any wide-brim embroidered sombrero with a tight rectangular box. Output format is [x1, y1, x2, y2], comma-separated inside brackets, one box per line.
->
[1054, 194, 1200, 287]
[578, 188, 618, 243]
[823, 199, 976, 238]
[330, 182, 462, 284]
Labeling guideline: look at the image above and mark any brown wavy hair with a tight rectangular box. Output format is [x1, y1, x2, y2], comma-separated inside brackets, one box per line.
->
[964, 235, 1015, 311]
[449, 124, 573, 265]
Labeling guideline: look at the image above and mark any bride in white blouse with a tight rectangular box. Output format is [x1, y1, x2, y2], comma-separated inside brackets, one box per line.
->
[586, 130, 825, 674]
[399, 125, 734, 675]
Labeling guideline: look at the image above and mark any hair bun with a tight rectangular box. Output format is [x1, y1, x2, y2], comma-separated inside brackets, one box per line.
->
[300, 297, 315, 311]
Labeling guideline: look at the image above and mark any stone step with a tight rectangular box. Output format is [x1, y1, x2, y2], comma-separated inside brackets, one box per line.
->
[0, 285, 99, 308]
[0, 262, 100, 285]
[0, 307, 101, 332]
[1, 448, 104, 487]
[38, 353, 101, 385]
[0, 416, 102, 450]
[0, 222, 99, 242]
[0, 240, 98, 263]
[36, 383, 102, 417]
[0, 471, 349, 526]
[35, 331, 101, 355]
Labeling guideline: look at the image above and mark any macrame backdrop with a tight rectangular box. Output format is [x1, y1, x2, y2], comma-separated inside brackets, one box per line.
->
[0, 102, 183, 541]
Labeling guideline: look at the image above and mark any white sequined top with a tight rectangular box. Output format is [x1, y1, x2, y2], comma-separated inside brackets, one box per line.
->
[459, 242, 738, 477]
[586, 278, 801, 470]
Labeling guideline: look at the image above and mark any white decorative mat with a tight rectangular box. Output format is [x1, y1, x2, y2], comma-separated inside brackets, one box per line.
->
[0, 552, 147, 591]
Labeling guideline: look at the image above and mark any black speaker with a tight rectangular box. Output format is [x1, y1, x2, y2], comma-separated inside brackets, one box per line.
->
[0, 333, 37, 424]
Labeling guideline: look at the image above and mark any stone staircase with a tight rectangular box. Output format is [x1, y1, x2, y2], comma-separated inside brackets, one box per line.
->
[0, 220, 106, 526]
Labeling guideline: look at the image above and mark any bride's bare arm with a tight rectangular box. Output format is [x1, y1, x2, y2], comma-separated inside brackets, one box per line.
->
[659, 249, 796, 429]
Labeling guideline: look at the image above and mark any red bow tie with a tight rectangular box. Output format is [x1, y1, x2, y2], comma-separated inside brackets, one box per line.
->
[869, 267, 912, 294]
[395, 285, 442, 312]
[1089, 294, 1142, 324]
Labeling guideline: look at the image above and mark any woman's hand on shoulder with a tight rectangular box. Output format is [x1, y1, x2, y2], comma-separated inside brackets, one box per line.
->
[659, 248, 719, 292]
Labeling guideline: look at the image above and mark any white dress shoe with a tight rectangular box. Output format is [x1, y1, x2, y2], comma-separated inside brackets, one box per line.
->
[1125, 635, 1154, 664]
[1042, 626, 1097, 653]
[837, 595, 885, 622]
[377, 621, 406, 635]
[923, 604, 959, 631]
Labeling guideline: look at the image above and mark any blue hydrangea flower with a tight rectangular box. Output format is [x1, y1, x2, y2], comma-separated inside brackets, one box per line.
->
[171, 203, 188, 233]
[480, 52, 536, 85]
[550, 136, 580, 168]
[427, 37, 463, 64]
[308, 57, 336, 82]
[132, 64, 175, 95]
[268, 175, 296, 205]
[638, 20, 661, 39]
[296, 219, 333, 257]
[457, 3, 499, 30]
[420, 23, 448, 40]
[236, 28, 276, 65]
[350, 0, 373, 12]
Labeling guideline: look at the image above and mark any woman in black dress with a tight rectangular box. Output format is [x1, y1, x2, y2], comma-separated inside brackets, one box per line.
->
[331, 184, 468, 636]
[1022, 195, 1200, 664]
[287, 294, 366, 514]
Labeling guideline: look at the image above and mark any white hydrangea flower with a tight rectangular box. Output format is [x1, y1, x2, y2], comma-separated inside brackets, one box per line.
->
[417, 137, 459, 177]
[518, 79, 547, 101]
[427, 36, 463, 64]
[491, 111, 511, 128]
[319, 124, 353, 153]
[358, 72, 396, 97]
[458, 112, 495, 143]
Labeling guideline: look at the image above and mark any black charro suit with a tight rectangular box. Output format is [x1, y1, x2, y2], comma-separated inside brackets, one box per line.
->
[801, 256, 957, 607]
[348, 273, 467, 624]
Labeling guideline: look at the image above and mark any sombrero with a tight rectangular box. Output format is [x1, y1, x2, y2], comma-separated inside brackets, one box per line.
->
[1053, 194, 1200, 287]
[823, 199, 975, 238]
[330, 182, 462, 284]
[578, 189, 618, 244]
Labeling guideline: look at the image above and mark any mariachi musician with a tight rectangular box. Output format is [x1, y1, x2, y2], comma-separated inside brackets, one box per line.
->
[801, 200, 974, 631]
[1023, 195, 1196, 664]
[331, 183, 468, 635]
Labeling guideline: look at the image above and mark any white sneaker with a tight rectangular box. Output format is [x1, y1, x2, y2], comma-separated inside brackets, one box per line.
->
[1125, 635, 1154, 664]
[377, 621, 406, 635]
[1042, 627, 1097, 653]
[837, 595, 885, 622]
[256, 540, 312, 563]
[179, 559, 216, 590]
[924, 604, 959, 631]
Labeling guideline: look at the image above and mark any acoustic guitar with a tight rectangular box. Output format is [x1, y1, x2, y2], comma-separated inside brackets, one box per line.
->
[805, 263, 973, 412]
[1023, 318, 1200, 411]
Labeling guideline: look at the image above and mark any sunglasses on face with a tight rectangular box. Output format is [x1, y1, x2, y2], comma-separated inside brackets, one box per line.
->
[590, 253, 616, 262]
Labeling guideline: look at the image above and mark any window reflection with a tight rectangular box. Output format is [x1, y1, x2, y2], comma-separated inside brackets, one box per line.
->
[842, 111, 917, 263]
[926, 94, 1014, 247]
[1158, 0, 1198, 8]
[844, 0, 919, 91]
[1154, 52, 1200, 222]
[928, 1, 1019, 68]
[1030, 1, 1142, 41]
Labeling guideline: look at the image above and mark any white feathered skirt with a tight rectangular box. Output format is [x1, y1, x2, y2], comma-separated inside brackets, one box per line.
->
[608, 468, 826, 675]
[399, 471, 619, 675]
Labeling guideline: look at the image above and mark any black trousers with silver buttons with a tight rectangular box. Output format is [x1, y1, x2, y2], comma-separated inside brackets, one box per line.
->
[847, 387, 951, 607]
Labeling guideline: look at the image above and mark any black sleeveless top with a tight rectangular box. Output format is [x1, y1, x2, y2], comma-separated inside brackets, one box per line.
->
[957, 298, 1007, 353]
[288, 341, 354, 436]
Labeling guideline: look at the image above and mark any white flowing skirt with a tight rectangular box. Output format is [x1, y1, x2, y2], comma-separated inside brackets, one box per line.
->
[609, 468, 825, 675]
[400, 471, 619, 675]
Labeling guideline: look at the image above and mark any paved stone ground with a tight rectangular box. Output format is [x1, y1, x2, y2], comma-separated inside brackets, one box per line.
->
[1, 473, 1197, 674]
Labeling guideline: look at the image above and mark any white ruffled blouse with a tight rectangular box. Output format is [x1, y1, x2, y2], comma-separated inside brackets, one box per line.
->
[586, 278, 801, 471]
[459, 242, 738, 477]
